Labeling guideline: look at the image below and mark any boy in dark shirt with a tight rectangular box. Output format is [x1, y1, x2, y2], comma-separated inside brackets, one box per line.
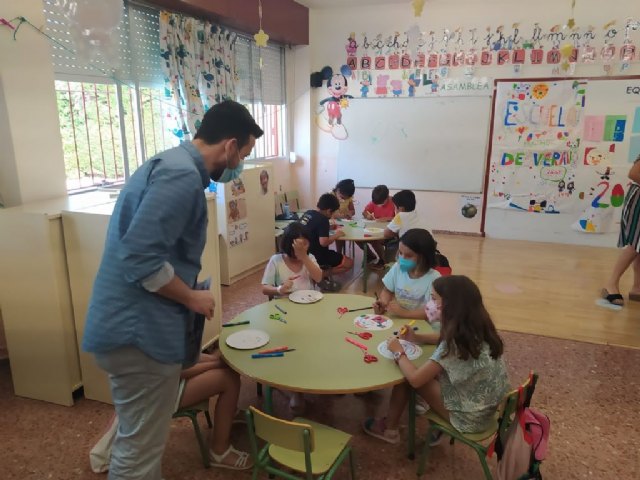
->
[299, 193, 354, 278]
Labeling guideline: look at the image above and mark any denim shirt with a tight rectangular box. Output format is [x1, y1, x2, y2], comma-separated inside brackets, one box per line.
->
[82, 142, 210, 364]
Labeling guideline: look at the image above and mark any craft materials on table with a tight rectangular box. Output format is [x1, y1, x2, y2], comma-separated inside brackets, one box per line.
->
[225, 329, 270, 350]
[347, 331, 372, 340]
[269, 313, 287, 324]
[353, 314, 393, 331]
[337, 305, 373, 318]
[289, 290, 324, 304]
[345, 336, 378, 363]
[251, 352, 284, 359]
[399, 320, 417, 336]
[222, 320, 250, 328]
[258, 346, 295, 354]
[393, 326, 419, 336]
[377, 339, 423, 360]
[274, 304, 288, 315]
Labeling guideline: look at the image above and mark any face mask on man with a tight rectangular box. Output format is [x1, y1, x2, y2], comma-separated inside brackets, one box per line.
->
[211, 143, 244, 183]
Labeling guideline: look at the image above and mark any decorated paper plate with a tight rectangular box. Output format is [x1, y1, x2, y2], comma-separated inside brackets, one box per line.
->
[225, 329, 270, 350]
[353, 314, 393, 330]
[289, 290, 324, 304]
[377, 340, 423, 360]
[363, 227, 384, 235]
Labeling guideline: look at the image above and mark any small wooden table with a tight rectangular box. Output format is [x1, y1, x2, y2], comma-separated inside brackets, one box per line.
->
[219, 293, 436, 458]
[337, 220, 387, 293]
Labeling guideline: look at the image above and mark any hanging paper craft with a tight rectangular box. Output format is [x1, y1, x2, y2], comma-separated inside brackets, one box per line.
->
[354, 314, 393, 331]
[317, 65, 353, 140]
[254, 0, 269, 48]
[377, 340, 423, 360]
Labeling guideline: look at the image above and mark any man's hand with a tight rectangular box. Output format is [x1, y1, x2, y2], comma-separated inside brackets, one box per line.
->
[187, 290, 215, 319]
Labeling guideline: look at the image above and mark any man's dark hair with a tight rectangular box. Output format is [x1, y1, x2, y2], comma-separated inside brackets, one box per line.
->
[372, 184, 390, 204]
[317, 193, 340, 212]
[392, 189, 416, 211]
[334, 179, 355, 197]
[194, 100, 264, 148]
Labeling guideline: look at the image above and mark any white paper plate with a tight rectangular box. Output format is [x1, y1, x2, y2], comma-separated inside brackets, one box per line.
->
[353, 314, 393, 331]
[225, 329, 270, 350]
[289, 290, 324, 304]
[377, 340, 423, 360]
[364, 227, 384, 235]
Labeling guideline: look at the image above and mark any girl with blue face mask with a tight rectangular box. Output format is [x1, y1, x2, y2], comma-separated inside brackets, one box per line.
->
[372, 228, 441, 320]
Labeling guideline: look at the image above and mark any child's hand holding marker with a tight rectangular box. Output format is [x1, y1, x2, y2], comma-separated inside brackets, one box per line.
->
[372, 291, 387, 315]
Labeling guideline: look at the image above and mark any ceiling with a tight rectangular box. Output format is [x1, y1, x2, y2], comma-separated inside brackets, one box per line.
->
[295, 0, 411, 8]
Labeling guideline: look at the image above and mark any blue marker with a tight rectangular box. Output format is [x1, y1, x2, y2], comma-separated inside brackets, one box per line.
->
[251, 352, 285, 359]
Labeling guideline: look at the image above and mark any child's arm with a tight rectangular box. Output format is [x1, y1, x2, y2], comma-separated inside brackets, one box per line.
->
[348, 199, 356, 218]
[388, 337, 443, 388]
[386, 301, 428, 320]
[319, 229, 345, 247]
[629, 158, 640, 183]
[373, 287, 393, 314]
[293, 240, 323, 283]
[399, 326, 439, 345]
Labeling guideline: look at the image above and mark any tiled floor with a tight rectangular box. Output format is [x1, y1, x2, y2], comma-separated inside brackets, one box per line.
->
[1, 268, 638, 479]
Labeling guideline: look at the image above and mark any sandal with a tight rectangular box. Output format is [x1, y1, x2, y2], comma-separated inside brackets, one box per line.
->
[601, 288, 624, 306]
[209, 445, 253, 470]
[363, 417, 400, 445]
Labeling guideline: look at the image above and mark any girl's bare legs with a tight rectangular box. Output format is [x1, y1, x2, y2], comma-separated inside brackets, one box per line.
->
[179, 366, 242, 465]
[605, 245, 639, 301]
[385, 379, 449, 430]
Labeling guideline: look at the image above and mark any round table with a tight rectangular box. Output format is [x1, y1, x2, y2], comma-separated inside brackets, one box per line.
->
[219, 293, 436, 457]
[336, 221, 387, 293]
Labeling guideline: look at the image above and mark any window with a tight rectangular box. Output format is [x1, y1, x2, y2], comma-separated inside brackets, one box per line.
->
[235, 37, 287, 160]
[45, 2, 288, 192]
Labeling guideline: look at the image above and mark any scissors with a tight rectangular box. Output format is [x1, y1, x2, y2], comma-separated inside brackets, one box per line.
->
[363, 352, 378, 363]
[347, 331, 372, 340]
[338, 306, 373, 318]
[269, 313, 287, 324]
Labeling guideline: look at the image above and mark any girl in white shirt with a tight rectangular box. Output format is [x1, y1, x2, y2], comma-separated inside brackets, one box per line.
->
[262, 222, 323, 297]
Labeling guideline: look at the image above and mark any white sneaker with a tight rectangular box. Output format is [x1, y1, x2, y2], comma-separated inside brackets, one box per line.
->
[415, 399, 429, 416]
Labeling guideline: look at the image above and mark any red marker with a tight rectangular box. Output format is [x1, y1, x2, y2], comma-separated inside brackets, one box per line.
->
[258, 346, 290, 354]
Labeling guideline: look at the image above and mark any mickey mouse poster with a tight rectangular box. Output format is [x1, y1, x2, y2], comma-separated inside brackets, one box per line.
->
[315, 65, 353, 140]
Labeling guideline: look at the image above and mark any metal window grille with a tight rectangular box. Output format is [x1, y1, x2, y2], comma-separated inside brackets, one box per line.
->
[44, 1, 287, 192]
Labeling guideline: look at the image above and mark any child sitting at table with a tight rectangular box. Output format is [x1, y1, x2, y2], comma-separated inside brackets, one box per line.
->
[373, 228, 441, 320]
[261, 222, 323, 297]
[300, 193, 354, 290]
[363, 184, 396, 268]
[364, 275, 510, 445]
[382, 189, 428, 263]
[331, 179, 356, 255]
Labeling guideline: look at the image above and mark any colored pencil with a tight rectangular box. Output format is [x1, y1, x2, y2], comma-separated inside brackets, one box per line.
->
[275, 304, 287, 315]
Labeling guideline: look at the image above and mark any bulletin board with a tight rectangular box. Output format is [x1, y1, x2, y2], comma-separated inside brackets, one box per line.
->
[483, 76, 640, 246]
[337, 95, 492, 193]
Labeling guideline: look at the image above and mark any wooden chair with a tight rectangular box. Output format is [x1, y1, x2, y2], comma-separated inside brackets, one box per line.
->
[416, 372, 539, 479]
[173, 400, 213, 468]
[285, 190, 301, 212]
[246, 406, 356, 480]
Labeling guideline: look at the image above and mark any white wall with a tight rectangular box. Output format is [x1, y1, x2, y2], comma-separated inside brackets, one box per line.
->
[0, 0, 67, 207]
[296, 0, 640, 235]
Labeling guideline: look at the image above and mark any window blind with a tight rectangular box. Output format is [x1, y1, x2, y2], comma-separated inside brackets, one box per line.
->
[235, 36, 285, 105]
[43, 0, 163, 86]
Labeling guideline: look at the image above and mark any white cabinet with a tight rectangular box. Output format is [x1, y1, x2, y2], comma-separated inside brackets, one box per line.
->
[0, 192, 115, 406]
[217, 164, 275, 285]
[62, 195, 223, 404]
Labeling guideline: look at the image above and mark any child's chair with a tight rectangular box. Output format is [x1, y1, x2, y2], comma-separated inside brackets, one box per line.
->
[245, 406, 356, 480]
[285, 190, 301, 212]
[416, 372, 538, 479]
[173, 400, 213, 468]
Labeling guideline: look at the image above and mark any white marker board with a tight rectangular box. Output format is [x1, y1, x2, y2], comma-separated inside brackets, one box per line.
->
[337, 95, 492, 193]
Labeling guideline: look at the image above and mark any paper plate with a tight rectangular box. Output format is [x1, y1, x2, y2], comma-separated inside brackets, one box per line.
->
[289, 290, 324, 304]
[377, 340, 423, 360]
[364, 227, 384, 235]
[225, 329, 270, 350]
[353, 314, 393, 330]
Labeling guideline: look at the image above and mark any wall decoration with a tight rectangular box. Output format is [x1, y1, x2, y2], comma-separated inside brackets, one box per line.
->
[315, 65, 354, 140]
[259, 169, 269, 195]
[460, 194, 482, 219]
[227, 198, 247, 224]
[253, 0, 269, 48]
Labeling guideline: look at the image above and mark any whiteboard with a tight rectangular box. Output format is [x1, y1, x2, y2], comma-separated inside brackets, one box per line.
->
[337, 95, 492, 193]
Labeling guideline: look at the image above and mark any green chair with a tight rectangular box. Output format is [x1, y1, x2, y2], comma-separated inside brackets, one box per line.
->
[173, 400, 213, 468]
[246, 406, 356, 480]
[416, 372, 539, 479]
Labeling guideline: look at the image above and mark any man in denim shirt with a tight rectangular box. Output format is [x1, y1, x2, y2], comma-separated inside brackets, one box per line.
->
[83, 101, 262, 479]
